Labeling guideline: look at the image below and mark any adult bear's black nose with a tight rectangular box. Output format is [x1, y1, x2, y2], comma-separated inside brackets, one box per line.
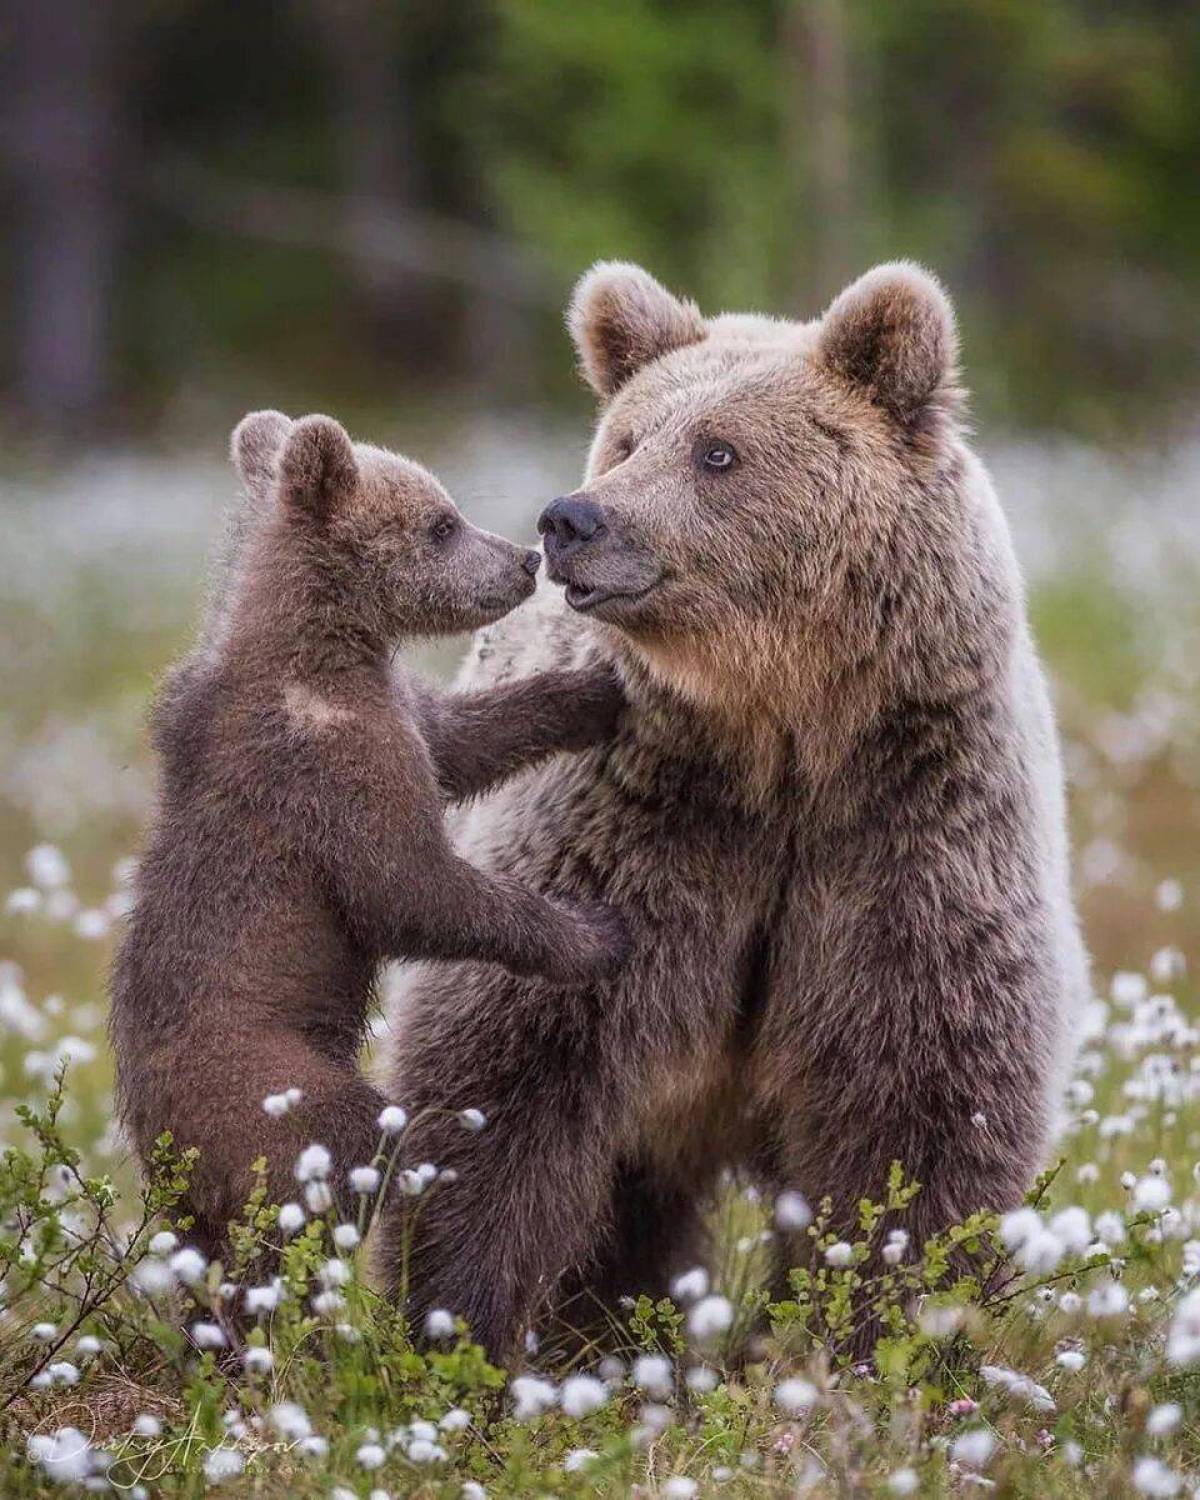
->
[537, 494, 607, 551]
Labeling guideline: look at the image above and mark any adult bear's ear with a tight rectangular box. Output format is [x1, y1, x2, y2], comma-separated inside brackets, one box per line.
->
[230, 410, 293, 500]
[277, 415, 358, 523]
[817, 262, 961, 425]
[568, 261, 706, 399]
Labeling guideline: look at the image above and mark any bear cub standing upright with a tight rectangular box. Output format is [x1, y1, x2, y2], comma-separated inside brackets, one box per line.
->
[110, 411, 629, 1256]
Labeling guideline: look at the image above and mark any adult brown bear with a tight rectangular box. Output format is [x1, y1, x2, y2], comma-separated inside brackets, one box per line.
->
[378, 261, 1089, 1362]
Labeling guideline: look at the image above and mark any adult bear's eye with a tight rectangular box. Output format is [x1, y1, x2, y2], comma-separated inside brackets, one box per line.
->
[430, 515, 459, 543]
[699, 440, 738, 472]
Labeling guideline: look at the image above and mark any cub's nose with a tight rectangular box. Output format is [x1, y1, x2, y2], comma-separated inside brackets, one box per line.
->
[537, 494, 607, 552]
[522, 548, 541, 577]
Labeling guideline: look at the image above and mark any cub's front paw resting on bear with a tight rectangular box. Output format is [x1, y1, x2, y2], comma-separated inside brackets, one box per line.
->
[559, 662, 627, 749]
[547, 899, 632, 983]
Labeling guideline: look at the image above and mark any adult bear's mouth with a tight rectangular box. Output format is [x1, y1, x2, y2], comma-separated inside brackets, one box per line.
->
[563, 579, 660, 613]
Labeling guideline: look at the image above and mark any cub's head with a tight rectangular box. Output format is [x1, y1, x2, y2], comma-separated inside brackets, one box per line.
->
[231, 412, 540, 636]
[540, 261, 966, 713]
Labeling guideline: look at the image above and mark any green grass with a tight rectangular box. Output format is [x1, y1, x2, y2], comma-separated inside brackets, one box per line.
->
[1, 521, 1199, 1496]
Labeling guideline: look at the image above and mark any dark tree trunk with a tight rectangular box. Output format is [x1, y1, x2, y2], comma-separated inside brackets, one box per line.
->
[5, 0, 122, 433]
[782, 0, 857, 312]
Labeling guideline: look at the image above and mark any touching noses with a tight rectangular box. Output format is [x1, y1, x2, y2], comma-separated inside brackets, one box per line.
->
[537, 494, 607, 556]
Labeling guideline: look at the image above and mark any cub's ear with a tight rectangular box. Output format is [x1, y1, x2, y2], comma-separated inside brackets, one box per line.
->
[230, 410, 292, 499]
[277, 415, 358, 522]
[817, 262, 960, 424]
[568, 261, 706, 399]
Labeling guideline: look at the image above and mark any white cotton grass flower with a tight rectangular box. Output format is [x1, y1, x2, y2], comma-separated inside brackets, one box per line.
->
[688, 1294, 734, 1342]
[74, 907, 110, 940]
[28, 1427, 96, 1484]
[1058, 1291, 1083, 1315]
[1146, 1402, 1182, 1437]
[6, 886, 42, 915]
[510, 1374, 557, 1420]
[262, 1092, 291, 1118]
[686, 1365, 718, 1393]
[774, 1377, 818, 1414]
[311, 1290, 344, 1317]
[169, 1247, 207, 1286]
[31, 1361, 80, 1389]
[131, 1257, 174, 1295]
[32, 1321, 58, 1341]
[191, 1321, 226, 1350]
[1132, 1455, 1182, 1496]
[378, 1105, 408, 1134]
[333, 1222, 360, 1251]
[662, 1478, 698, 1499]
[632, 1354, 673, 1398]
[458, 1107, 487, 1131]
[75, 1334, 102, 1360]
[1167, 1287, 1200, 1365]
[1048, 1206, 1092, 1254]
[439, 1407, 471, 1432]
[774, 1190, 812, 1230]
[670, 1266, 709, 1303]
[356, 1442, 386, 1469]
[918, 1304, 962, 1338]
[304, 1179, 334, 1213]
[1055, 1349, 1086, 1372]
[350, 1165, 381, 1195]
[950, 1427, 996, 1469]
[132, 1414, 161, 1438]
[269, 1402, 312, 1441]
[560, 1374, 608, 1418]
[823, 1240, 854, 1267]
[882, 1228, 909, 1265]
[565, 1448, 599, 1472]
[277, 1202, 306, 1234]
[27, 843, 70, 890]
[979, 1364, 1055, 1412]
[425, 1308, 455, 1341]
[408, 1436, 447, 1462]
[1095, 1210, 1127, 1246]
[245, 1283, 281, 1316]
[1133, 1175, 1171, 1213]
[203, 1446, 245, 1483]
[294, 1143, 332, 1182]
[888, 1469, 919, 1495]
[148, 1230, 177, 1256]
[461, 1485, 487, 1500]
[321, 1257, 351, 1288]
[1088, 1279, 1129, 1319]
[1112, 971, 1148, 1007]
[1154, 879, 1184, 913]
[242, 1346, 273, 1375]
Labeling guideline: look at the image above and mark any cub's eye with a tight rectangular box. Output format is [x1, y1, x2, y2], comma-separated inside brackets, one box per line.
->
[613, 435, 635, 462]
[700, 441, 737, 472]
[430, 515, 459, 543]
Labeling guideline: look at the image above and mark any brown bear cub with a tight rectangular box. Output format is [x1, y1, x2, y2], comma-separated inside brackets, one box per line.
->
[110, 411, 629, 1257]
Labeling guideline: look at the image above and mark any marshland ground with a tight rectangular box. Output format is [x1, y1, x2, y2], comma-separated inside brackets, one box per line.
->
[0, 422, 1198, 1496]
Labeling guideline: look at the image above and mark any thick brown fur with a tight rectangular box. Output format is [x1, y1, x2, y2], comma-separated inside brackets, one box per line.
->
[378, 262, 1089, 1362]
[110, 412, 629, 1256]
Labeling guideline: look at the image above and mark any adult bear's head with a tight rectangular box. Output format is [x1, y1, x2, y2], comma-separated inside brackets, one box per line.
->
[539, 260, 973, 723]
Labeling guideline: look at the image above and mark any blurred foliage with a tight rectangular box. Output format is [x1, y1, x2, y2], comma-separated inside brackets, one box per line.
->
[1, 0, 1197, 440]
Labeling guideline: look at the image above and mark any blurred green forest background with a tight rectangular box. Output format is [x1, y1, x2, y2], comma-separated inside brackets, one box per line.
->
[2, 0, 1198, 445]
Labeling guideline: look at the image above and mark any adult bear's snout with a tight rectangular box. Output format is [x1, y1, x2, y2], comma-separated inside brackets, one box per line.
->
[537, 494, 608, 556]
